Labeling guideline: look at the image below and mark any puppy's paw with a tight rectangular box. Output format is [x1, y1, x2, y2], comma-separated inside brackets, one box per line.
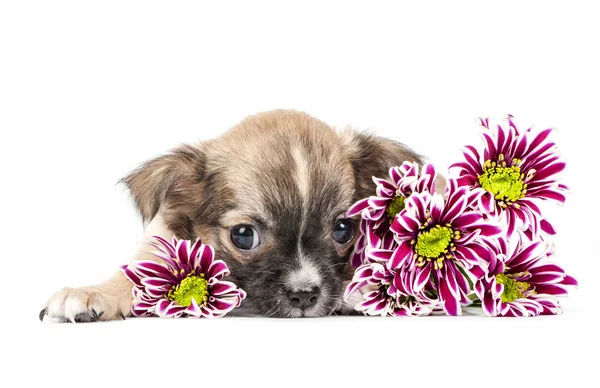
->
[39, 287, 126, 323]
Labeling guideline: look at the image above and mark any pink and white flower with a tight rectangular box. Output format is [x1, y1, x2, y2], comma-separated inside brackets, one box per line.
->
[344, 261, 438, 317]
[384, 180, 504, 315]
[451, 115, 567, 237]
[122, 236, 246, 318]
[474, 234, 577, 317]
[347, 162, 438, 267]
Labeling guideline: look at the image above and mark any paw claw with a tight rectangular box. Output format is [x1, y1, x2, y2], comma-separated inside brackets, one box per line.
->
[74, 312, 89, 323]
[39, 308, 47, 322]
[118, 311, 126, 320]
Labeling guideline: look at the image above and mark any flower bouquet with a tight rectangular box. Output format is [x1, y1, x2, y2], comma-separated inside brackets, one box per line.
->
[344, 115, 577, 317]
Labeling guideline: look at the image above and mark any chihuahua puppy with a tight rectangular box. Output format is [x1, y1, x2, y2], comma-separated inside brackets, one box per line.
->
[40, 110, 430, 321]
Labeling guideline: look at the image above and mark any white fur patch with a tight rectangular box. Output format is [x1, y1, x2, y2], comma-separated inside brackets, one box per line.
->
[62, 296, 88, 323]
[286, 256, 322, 292]
[47, 294, 71, 321]
[143, 212, 173, 240]
[292, 146, 310, 203]
[136, 211, 176, 261]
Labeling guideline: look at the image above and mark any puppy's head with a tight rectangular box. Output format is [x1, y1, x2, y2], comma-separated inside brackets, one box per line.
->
[123, 110, 421, 317]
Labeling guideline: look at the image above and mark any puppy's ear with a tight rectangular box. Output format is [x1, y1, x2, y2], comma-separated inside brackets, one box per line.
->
[341, 130, 424, 200]
[121, 144, 205, 223]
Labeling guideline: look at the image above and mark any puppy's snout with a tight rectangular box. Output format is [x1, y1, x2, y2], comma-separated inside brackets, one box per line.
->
[287, 287, 320, 309]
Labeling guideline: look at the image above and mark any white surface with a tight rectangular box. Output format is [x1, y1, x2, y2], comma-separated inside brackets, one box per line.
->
[1, 1, 598, 387]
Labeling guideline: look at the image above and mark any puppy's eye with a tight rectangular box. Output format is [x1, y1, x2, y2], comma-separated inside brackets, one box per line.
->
[230, 225, 260, 250]
[332, 219, 355, 244]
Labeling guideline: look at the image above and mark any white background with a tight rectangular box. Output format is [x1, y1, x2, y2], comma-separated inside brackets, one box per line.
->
[1, 1, 598, 387]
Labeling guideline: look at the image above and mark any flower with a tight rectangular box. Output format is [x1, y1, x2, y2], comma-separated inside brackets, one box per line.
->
[344, 261, 438, 317]
[343, 115, 575, 318]
[474, 234, 577, 317]
[386, 180, 504, 315]
[122, 236, 246, 318]
[347, 161, 438, 268]
[451, 115, 567, 237]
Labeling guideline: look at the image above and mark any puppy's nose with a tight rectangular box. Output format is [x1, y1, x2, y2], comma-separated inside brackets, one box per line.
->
[287, 288, 320, 309]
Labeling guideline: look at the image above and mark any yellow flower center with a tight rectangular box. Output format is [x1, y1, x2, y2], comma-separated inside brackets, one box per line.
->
[414, 225, 457, 270]
[478, 156, 527, 206]
[386, 196, 406, 221]
[495, 273, 530, 303]
[166, 273, 209, 307]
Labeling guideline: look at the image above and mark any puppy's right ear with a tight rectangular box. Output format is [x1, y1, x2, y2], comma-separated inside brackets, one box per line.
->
[121, 144, 205, 223]
[341, 130, 424, 201]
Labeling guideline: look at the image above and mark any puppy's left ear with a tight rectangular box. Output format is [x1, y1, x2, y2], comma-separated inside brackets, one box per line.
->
[341, 130, 429, 201]
[121, 144, 206, 225]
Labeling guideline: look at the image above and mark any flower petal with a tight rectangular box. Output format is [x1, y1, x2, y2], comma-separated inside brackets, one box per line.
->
[141, 277, 172, 290]
[452, 211, 483, 230]
[198, 244, 215, 274]
[391, 213, 420, 235]
[414, 265, 432, 292]
[208, 296, 236, 313]
[347, 198, 370, 217]
[210, 281, 239, 296]
[439, 277, 461, 316]
[134, 260, 176, 280]
[540, 219, 557, 235]
[389, 242, 413, 269]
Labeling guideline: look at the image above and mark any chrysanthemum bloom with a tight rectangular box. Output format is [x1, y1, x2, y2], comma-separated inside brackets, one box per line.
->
[474, 235, 577, 317]
[122, 236, 246, 318]
[344, 261, 438, 317]
[386, 181, 503, 315]
[347, 162, 438, 268]
[451, 116, 567, 236]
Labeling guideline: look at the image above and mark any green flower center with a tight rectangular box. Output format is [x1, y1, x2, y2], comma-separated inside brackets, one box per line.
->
[415, 226, 453, 263]
[495, 273, 530, 303]
[166, 273, 209, 307]
[386, 196, 406, 221]
[478, 156, 527, 206]
[397, 294, 414, 305]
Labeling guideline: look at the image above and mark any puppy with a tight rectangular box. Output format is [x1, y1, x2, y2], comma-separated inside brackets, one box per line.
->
[40, 109, 428, 321]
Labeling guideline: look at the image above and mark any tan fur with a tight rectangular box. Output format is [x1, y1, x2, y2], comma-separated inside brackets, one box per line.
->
[208, 110, 355, 217]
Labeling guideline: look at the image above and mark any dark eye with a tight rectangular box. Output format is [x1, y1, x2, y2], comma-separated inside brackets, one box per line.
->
[230, 225, 260, 250]
[333, 219, 355, 244]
